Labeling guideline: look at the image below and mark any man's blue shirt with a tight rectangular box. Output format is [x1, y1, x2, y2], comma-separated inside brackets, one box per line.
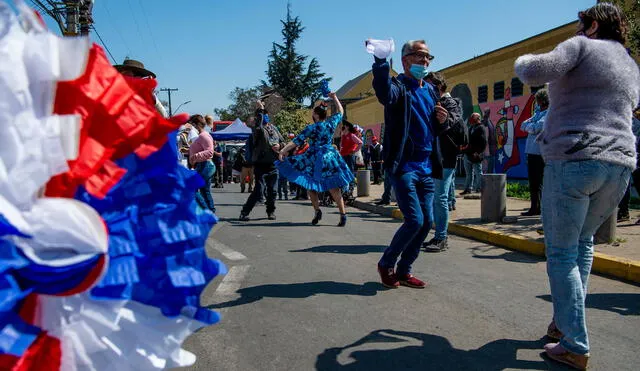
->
[398, 74, 436, 175]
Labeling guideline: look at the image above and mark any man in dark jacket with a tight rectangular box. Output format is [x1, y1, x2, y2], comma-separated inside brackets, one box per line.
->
[462, 113, 486, 194]
[369, 136, 383, 184]
[239, 101, 285, 221]
[371, 39, 449, 289]
[423, 72, 465, 253]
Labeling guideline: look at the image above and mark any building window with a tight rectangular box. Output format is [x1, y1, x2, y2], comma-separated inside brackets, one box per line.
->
[493, 81, 505, 100]
[511, 78, 524, 97]
[478, 85, 488, 103]
[531, 85, 545, 94]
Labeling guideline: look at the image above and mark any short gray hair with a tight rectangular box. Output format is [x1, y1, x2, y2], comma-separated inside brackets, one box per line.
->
[534, 89, 549, 107]
[401, 40, 426, 57]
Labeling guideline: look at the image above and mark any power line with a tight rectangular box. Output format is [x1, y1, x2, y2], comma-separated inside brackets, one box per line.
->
[126, 0, 148, 51]
[101, 0, 131, 59]
[91, 25, 117, 64]
[136, 0, 163, 62]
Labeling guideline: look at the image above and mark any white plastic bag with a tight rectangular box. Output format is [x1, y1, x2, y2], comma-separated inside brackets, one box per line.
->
[365, 38, 395, 59]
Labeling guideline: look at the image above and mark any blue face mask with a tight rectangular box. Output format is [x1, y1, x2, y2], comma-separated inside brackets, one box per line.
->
[409, 64, 429, 80]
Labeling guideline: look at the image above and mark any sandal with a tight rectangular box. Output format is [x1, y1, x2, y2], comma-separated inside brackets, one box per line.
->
[547, 320, 563, 340]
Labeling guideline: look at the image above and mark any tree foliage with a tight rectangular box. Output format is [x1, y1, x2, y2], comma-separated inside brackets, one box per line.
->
[214, 86, 262, 122]
[598, 0, 640, 55]
[265, 3, 328, 105]
[273, 102, 309, 137]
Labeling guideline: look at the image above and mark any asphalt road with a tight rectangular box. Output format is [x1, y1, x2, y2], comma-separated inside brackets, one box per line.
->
[178, 187, 640, 371]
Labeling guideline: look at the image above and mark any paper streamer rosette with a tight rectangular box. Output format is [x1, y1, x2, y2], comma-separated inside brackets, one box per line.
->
[0, 1, 225, 370]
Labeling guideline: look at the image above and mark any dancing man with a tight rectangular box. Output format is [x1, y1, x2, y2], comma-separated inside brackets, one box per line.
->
[370, 39, 449, 289]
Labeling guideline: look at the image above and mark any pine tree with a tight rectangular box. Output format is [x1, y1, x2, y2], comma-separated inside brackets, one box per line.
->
[265, 3, 328, 105]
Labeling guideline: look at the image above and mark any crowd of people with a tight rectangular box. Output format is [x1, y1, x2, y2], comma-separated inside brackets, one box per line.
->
[4, 0, 639, 369]
[179, 3, 638, 370]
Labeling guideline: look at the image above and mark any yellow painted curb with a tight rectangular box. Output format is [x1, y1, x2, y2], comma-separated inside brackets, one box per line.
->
[384, 206, 640, 284]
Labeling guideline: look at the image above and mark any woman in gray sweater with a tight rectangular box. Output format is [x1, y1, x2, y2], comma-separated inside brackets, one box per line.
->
[515, 3, 639, 370]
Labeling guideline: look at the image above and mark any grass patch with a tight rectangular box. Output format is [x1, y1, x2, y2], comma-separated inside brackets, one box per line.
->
[507, 182, 530, 200]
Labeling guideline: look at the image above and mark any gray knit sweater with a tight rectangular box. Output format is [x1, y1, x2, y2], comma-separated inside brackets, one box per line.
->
[515, 36, 640, 169]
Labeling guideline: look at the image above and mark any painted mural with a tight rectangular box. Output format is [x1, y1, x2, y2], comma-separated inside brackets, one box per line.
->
[451, 83, 536, 178]
[362, 123, 383, 146]
[480, 88, 535, 178]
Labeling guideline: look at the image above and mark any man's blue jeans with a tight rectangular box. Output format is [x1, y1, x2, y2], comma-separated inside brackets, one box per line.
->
[448, 177, 456, 208]
[543, 160, 630, 355]
[379, 170, 434, 276]
[464, 156, 482, 192]
[433, 168, 456, 240]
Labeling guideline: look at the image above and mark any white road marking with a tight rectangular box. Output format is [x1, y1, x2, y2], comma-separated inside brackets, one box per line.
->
[208, 239, 247, 261]
[215, 265, 250, 296]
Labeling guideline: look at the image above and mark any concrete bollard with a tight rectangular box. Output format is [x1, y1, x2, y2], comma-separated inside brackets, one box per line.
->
[357, 170, 371, 197]
[595, 208, 617, 245]
[481, 174, 507, 223]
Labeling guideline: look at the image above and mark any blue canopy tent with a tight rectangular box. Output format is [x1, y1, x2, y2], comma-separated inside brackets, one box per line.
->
[211, 118, 251, 141]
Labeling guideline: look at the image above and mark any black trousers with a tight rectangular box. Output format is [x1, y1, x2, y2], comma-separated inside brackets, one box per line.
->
[527, 154, 545, 212]
[619, 168, 640, 216]
[372, 162, 382, 184]
[242, 164, 278, 215]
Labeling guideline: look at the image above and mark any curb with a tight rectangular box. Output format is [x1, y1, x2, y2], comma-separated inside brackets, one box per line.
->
[352, 200, 640, 284]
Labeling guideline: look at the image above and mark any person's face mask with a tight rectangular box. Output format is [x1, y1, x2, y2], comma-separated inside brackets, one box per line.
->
[409, 64, 429, 80]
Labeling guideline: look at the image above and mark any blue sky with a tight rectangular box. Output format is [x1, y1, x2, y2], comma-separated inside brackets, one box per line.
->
[26, 0, 593, 117]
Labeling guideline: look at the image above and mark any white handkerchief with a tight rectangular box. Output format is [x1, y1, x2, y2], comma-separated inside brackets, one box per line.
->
[365, 38, 395, 60]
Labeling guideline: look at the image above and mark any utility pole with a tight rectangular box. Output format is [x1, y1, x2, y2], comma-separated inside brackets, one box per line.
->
[160, 88, 179, 116]
[63, 0, 79, 36]
[34, 0, 94, 36]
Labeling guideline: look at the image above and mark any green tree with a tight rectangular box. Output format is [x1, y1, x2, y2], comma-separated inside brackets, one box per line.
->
[273, 102, 308, 137]
[265, 3, 329, 105]
[214, 86, 262, 122]
[598, 0, 640, 55]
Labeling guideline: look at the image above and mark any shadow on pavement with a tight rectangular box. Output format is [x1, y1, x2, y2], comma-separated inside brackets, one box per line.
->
[226, 221, 313, 227]
[471, 246, 542, 265]
[348, 212, 400, 223]
[290, 245, 388, 254]
[537, 293, 640, 316]
[208, 281, 385, 309]
[316, 329, 555, 370]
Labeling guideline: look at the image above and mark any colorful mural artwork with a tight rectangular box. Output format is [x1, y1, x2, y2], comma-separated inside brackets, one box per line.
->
[363, 123, 383, 146]
[480, 88, 535, 178]
[449, 80, 535, 178]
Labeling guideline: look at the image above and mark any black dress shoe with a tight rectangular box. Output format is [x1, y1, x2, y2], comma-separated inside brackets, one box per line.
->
[521, 210, 541, 216]
[375, 200, 390, 206]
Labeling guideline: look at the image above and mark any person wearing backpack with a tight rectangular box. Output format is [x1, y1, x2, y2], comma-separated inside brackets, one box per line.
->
[423, 72, 466, 252]
[461, 113, 486, 195]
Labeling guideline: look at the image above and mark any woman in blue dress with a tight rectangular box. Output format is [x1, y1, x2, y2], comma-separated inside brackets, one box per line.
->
[277, 92, 354, 226]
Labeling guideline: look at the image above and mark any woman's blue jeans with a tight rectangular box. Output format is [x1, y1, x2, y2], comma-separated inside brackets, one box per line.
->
[195, 160, 216, 212]
[543, 160, 630, 355]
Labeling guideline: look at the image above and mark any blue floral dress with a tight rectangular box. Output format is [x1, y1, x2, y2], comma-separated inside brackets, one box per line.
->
[276, 113, 354, 192]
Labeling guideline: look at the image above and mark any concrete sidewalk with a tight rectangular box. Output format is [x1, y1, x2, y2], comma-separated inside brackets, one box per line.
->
[352, 180, 640, 284]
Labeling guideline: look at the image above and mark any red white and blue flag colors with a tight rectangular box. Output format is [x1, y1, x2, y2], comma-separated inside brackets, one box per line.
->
[0, 1, 225, 369]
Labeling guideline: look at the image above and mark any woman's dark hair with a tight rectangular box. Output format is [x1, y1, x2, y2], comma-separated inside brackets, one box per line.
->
[342, 120, 357, 134]
[534, 89, 550, 108]
[189, 114, 206, 129]
[578, 2, 627, 44]
[425, 71, 447, 92]
[313, 102, 328, 121]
